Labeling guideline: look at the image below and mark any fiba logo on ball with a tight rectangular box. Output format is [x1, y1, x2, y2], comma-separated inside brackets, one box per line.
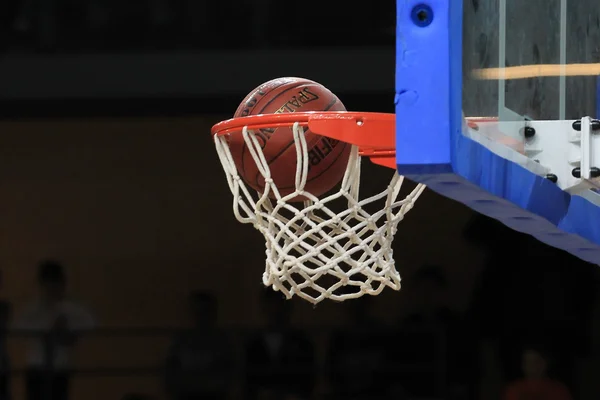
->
[307, 137, 342, 168]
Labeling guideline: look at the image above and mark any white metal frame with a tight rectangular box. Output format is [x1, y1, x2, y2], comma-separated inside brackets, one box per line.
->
[472, 117, 600, 205]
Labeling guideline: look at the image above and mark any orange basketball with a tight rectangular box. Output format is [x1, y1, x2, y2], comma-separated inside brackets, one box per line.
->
[227, 77, 351, 199]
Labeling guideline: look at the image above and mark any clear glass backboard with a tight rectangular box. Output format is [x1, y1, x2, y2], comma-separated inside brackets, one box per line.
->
[463, 0, 600, 122]
[395, 0, 600, 264]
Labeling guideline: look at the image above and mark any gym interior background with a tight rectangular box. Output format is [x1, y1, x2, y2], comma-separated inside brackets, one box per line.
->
[0, 1, 600, 400]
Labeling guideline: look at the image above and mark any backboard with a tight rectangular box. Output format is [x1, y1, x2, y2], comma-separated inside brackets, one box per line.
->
[396, 0, 600, 263]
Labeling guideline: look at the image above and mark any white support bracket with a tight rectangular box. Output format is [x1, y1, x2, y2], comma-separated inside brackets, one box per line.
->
[465, 117, 600, 206]
[564, 117, 600, 195]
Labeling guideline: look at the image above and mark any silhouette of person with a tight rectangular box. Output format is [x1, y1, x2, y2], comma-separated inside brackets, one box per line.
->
[165, 291, 233, 400]
[327, 294, 388, 400]
[389, 265, 476, 399]
[0, 270, 11, 400]
[245, 289, 315, 400]
[465, 214, 595, 396]
[14, 260, 94, 400]
[503, 347, 572, 400]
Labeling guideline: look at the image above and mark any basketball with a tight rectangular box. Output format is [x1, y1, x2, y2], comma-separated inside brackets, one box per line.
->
[227, 77, 351, 199]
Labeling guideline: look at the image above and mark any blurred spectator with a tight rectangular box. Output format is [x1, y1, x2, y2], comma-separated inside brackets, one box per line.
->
[245, 289, 315, 400]
[165, 290, 233, 400]
[466, 215, 596, 395]
[503, 347, 572, 400]
[327, 294, 387, 400]
[390, 265, 476, 399]
[12, 0, 59, 52]
[13, 260, 95, 400]
[12, 0, 33, 34]
[148, 0, 173, 29]
[402, 264, 455, 325]
[0, 0, 18, 50]
[0, 271, 11, 400]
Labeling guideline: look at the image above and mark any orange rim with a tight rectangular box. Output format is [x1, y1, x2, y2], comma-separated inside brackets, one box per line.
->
[212, 112, 398, 169]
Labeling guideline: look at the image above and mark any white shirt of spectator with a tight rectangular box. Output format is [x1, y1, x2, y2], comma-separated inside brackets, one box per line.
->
[14, 300, 95, 369]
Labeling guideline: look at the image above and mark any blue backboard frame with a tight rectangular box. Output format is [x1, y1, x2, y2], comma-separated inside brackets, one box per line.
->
[395, 0, 600, 264]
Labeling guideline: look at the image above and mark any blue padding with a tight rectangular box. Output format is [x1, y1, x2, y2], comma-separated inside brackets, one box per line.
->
[395, 0, 600, 264]
[422, 134, 600, 263]
[395, 0, 453, 171]
[410, 133, 600, 264]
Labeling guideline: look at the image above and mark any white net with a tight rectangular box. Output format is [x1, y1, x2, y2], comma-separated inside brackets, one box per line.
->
[214, 122, 426, 304]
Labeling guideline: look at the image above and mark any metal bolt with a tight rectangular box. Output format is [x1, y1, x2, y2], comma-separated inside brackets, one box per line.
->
[545, 174, 558, 183]
[411, 4, 434, 27]
[572, 119, 600, 132]
[572, 167, 600, 178]
[523, 126, 536, 139]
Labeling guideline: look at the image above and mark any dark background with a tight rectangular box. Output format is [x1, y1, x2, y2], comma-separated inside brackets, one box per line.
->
[0, 1, 600, 400]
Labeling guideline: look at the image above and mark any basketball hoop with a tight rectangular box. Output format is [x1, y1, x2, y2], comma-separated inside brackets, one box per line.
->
[211, 112, 426, 304]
